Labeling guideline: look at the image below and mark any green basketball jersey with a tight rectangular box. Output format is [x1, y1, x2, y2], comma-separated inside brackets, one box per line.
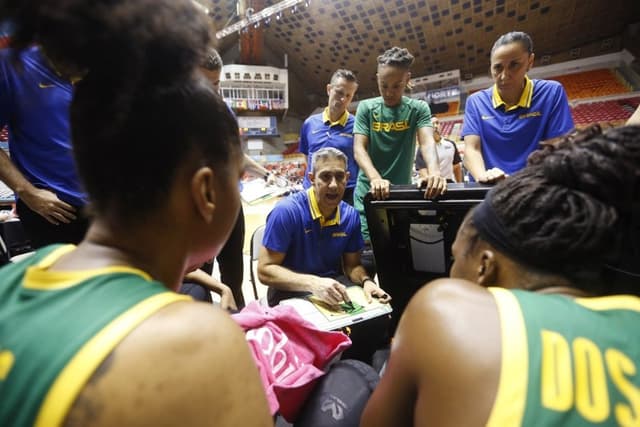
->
[487, 287, 640, 426]
[0, 245, 190, 427]
[353, 96, 432, 240]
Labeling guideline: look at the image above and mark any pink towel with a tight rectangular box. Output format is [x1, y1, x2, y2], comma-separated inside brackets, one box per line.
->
[233, 301, 351, 421]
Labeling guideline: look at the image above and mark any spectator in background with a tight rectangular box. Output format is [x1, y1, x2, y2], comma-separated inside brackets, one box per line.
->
[462, 31, 574, 184]
[0, 45, 90, 248]
[415, 116, 463, 183]
[299, 69, 359, 205]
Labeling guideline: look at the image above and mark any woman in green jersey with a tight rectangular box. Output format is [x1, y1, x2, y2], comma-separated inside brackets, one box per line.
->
[362, 124, 640, 427]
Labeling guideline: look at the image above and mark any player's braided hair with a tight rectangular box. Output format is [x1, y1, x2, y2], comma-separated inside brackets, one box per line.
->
[488, 125, 640, 292]
[377, 47, 414, 70]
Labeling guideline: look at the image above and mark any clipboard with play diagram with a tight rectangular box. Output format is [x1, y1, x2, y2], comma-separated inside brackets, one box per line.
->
[279, 286, 392, 331]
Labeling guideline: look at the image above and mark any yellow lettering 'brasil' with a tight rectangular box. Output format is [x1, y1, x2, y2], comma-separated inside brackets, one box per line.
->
[372, 120, 410, 132]
[0, 350, 15, 380]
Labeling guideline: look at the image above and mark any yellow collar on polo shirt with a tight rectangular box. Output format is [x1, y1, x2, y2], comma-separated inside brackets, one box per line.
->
[492, 76, 533, 111]
[307, 187, 340, 227]
[322, 107, 349, 127]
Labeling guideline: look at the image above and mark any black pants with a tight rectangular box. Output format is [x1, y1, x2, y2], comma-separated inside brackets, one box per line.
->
[179, 282, 213, 303]
[16, 199, 89, 249]
[216, 205, 246, 308]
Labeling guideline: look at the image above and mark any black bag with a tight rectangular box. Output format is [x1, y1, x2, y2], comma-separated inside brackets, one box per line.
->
[294, 359, 380, 427]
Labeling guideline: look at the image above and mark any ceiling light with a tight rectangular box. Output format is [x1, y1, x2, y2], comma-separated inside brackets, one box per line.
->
[215, 0, 305, 39]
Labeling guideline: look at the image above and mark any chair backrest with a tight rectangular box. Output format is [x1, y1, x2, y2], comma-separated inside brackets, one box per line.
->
[0, 233, 9, 266]
[249, 224, 266, 300]
[0, 219, 32, 257]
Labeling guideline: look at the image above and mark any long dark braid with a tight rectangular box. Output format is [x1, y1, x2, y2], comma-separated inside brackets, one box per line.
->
[489, 125, 640, 293]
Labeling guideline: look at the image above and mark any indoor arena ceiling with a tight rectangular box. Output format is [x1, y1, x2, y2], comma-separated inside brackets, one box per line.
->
[202, 0, 640, 105]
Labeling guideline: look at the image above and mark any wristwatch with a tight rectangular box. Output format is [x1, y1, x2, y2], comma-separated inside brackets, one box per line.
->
[361, 276, 375, 287]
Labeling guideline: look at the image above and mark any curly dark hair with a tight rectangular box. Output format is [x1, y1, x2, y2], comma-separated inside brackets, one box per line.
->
[486, 125, 640, 293]
[0, 0, 240, 221]
[377, 47, 414, 70]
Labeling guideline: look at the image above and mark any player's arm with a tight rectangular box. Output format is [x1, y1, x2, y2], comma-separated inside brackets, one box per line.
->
[462, 134, 506, 183]
[183, 268, 237, 311]
[362, 279, 502, 427]
[65, 302, 272, 427]
[342, 251, 390, 303]
[353, 133, 381, 182]
[451, 141, 463, 183]
[354, 133, 390, 200]
[416, 126, 447, 198]
[453, 162, 463, 183]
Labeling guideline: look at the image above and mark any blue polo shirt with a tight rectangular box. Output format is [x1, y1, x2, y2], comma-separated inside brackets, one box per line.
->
[299, 108, 358, 189]
[262, 188, 364, 304]
[0, 46, 87, 207]
[462, 77, 574, 175]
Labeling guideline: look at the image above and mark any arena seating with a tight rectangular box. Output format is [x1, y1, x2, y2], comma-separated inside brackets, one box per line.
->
[571, 96, 640, 126]
[550, 69, 631, 100]
[438, 101, 460, 117]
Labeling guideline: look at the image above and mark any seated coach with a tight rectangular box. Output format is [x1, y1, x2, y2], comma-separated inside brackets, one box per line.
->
[258, 147, 391, 308]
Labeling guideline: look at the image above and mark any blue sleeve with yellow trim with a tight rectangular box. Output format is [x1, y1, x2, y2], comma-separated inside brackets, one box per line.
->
[461, 92, 482, 138]
[0, 50, 13, 127]
[540, 80, 574, 140]
[299, 116, 310, 156]
[262, 197, 300, 254]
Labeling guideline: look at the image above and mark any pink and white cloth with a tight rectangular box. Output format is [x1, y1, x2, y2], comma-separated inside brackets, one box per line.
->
[233, 301, 351, 421]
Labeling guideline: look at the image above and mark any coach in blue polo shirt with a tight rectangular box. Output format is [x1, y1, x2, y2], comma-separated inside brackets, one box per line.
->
[462, 31, 574, 183]
[0, 45, 89, 247]
[299, 69, 359, 205]
[258, 147, 390, 307]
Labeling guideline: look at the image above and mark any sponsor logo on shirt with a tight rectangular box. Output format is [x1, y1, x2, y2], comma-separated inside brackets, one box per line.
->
[372, 120, 409, 132]
[38, 82, 55, 89]
[481, 115, 495, 120]
[304, 228, 313, 234]
[332, 232, 347, 237]
[519, 111, 542, 119]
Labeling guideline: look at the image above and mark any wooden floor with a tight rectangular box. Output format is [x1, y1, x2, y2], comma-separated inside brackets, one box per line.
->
[242, 197, 279, 255]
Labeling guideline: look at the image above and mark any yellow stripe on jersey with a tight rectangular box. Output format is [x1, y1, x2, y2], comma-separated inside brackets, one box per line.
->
[23, 245, 153, 290]
[486, 287, 528, 427]
[34, 292, 190, 427]
[575, 295, 640, 313]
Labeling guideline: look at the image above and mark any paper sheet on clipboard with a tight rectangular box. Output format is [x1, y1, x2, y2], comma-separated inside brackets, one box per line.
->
[279, 286, 392, 331]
